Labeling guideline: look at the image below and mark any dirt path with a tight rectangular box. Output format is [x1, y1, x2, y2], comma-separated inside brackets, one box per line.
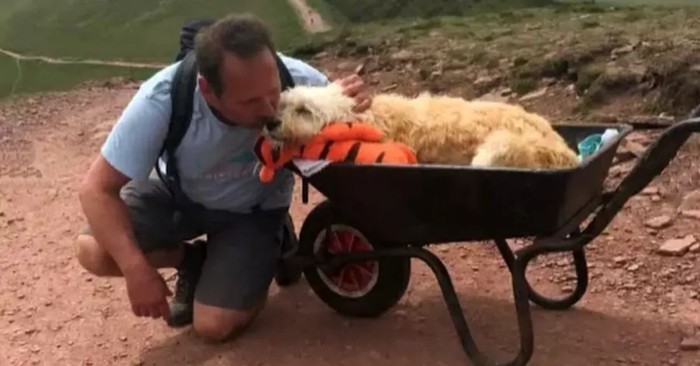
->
[287, 0, 332, 33]
[0, 47, 167, 69]
[0, 77, 699, 365]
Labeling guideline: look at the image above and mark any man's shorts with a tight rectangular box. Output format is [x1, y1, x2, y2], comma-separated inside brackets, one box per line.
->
[81, 175, 289, 310]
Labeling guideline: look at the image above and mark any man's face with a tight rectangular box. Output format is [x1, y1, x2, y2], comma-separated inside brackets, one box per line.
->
[199, 48, 281, 129]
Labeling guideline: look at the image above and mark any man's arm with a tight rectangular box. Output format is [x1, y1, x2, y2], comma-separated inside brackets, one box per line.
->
[79, 154, 173, 319]
[79, 155, 145, 273]
[79, 78, 173, 318]
[80, 79, 172, 270]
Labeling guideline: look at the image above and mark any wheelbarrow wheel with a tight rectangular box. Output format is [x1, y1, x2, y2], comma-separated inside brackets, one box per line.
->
[299, 200, 411, 318]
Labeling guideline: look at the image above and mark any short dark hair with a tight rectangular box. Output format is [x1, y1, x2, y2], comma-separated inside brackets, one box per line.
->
[194, 13, 276, 96]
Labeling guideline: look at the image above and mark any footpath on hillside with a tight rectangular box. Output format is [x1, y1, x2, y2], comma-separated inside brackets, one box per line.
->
[0, 47, 166, 69]
[287, 0, 332, 33]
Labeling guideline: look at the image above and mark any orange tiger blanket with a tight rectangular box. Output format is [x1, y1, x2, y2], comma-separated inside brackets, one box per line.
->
[253, 122, 418, 183]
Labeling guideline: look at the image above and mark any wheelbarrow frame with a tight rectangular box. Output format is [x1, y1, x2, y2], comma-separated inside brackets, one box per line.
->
[284, 112, 700, 366]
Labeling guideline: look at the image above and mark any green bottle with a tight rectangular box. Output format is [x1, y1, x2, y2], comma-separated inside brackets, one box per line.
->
[578, 133, 602, 160]
[577, 128, 619, 161]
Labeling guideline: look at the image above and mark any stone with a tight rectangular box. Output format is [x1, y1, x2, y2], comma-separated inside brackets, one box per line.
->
[611, 44, 635, 57]
[680, 190, 700, 211]
[542, 77, 557, 86]
[681, 210, 700, 220]
[679, 336, 700, 351]
[644, 215, 673, 229]
[657, 235, 697, 256]
[519, 87, 548, 102]
[642, 187, 660, 195]
[618, 141, 646, 161]
[390, 50, 414, 61]
[474, 75, 501, 91]
[475, 92, 510, 103]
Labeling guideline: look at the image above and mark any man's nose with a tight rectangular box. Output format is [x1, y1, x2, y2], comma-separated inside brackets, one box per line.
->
[260, 97, 276, 116]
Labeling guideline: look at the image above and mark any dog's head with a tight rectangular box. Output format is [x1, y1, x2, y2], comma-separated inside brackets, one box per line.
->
[262, 83, 360, 145]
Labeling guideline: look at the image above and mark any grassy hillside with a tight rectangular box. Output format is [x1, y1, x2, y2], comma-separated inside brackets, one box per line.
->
[1, 0, 698, 101]
[0, 0, 306, 63]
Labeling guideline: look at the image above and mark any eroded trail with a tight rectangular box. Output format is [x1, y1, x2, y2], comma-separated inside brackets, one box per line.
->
[0, 81, 698, 366]
[287, 0, 332, 33]
[0, 47, 166, 69]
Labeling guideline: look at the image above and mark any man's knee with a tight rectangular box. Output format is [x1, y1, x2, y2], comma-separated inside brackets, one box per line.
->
[192, 301, 266, 343]
[74, 233, 119, 276]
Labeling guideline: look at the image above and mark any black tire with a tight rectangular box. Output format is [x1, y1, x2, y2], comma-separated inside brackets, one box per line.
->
[299, 200, 411, 318]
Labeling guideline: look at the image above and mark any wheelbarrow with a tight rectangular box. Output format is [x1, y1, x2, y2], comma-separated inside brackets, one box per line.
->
[282, 106, 700, 366]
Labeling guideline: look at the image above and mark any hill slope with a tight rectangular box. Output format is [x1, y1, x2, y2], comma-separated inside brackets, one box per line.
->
[312, 0, 558, 24]
[0, 0, 308, 63]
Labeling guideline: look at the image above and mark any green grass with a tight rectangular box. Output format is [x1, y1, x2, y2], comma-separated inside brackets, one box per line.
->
[0, 54, 155, 99]
[1, 0, 698, 101]
[0, 0, 306, 63]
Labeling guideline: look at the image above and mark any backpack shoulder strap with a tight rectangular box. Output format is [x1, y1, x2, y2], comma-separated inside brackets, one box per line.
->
[163, 50, 198, 159]
[156, 50, 198, 201]
[274, 52, 295, 90]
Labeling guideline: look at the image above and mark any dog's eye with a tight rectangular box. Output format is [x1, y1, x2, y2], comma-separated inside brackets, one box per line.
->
[295, 106, 311, 115]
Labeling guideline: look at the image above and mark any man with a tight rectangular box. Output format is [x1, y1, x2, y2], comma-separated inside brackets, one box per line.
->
[75, 13, 372, 342]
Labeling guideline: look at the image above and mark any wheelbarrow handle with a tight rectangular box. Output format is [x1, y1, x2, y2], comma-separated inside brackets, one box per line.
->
[582, 116, 700, 239]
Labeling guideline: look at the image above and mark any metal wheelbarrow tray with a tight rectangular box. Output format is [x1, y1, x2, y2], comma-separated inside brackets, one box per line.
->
[287, 114, 700, 366]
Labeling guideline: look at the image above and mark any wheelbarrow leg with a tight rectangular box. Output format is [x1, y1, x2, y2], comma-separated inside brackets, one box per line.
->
[494, 238, 589, 310]
[424, 248, 534, 366]
[319, 246, 535, 366]
[494, 238, 515, 272]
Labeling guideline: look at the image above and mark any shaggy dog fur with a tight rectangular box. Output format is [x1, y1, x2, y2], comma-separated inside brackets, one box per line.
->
[263, 83, 580, 169]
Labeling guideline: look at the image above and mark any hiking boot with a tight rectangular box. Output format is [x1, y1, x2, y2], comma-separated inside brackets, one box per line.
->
[167, 239, 206, 328]
[274, 215, 303, 287]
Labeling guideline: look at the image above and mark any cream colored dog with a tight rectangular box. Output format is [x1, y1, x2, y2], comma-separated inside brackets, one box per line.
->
[263, 83, 579, 169]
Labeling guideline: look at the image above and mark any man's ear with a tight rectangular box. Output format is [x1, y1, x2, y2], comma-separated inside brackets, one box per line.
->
[198, 76, 217, 106]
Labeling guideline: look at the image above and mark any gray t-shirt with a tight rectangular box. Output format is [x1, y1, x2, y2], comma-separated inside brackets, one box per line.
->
[101, 53, 330, 213]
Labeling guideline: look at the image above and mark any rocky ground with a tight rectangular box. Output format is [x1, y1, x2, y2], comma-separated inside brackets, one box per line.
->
[2, 3, 700, 366]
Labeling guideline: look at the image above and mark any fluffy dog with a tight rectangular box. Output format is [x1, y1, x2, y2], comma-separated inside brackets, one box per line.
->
[263, 83, 579, 169]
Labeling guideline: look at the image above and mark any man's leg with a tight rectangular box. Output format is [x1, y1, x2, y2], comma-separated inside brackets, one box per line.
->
[74, 177, 206, 326]
[191, 207, 289, 342]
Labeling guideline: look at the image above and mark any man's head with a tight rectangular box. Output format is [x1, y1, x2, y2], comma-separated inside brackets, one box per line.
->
[195, 14, 282, 128]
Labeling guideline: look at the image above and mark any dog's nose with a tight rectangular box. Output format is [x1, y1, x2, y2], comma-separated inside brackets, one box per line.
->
[265, 118, 281, 131]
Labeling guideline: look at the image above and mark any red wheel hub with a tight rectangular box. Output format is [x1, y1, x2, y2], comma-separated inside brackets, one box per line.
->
[322, 228, 378, 293]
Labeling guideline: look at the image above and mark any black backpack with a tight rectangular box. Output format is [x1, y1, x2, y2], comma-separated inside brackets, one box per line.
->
[156, 19, 296, 204]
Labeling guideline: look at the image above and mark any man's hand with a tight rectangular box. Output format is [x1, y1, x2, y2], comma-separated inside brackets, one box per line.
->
[124, 262, 172, 319]
[335, 74, 373, 113]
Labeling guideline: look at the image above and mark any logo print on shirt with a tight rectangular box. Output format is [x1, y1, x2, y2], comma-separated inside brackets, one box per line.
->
[195, 148, 258, 180]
